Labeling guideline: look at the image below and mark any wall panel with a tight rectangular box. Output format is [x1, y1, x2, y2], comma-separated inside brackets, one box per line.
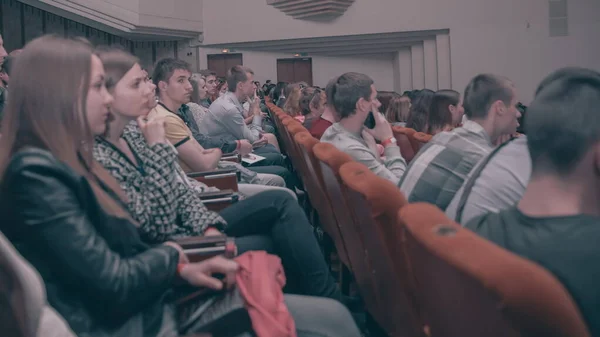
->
[23, 5, 44, 43]
[1, 0, 23, 51]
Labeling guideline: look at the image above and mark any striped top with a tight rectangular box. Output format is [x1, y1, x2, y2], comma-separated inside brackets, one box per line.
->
[399, 120, 494, 211]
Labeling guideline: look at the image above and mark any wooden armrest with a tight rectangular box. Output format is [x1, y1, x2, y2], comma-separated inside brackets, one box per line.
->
[188, 169, 239, 192]
[187, 168, 237, 178]
[199, 190, 239, 211]
[176, 235, 228, 249]
[221, 153, 241, 163]
[198, 189, 236, 200]
[175, 236, 236, 262]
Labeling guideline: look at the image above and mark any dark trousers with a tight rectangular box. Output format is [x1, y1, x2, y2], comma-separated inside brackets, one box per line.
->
[250, 144, 285, 166]
[220, 190, 341, 301]
[248, 145, 296, 189]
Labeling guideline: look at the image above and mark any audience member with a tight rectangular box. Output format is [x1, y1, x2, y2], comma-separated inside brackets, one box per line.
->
[0, 35, 361, 337]
[385, 94, 411, 126]
[446, 136, 530, 225]
[405, 89, 435, 132]
[399, 74, 521, 210]
[376, 91, 398, 115]
[321, 72, 407, 185]
[309, 77, 339, 139]
[271, 81, 288, 106]
[0, 34, 7, 67]
[198, 65, 280, 152]
[0, 54, 12, 87]
[187, 72, 282, 167]
[199, 69, 218, 107]
[217, 80, 228, 96]
[283, 83, 303, 120]
[466, 67, 600, 335]
[94, 48, 344, 300]
[299, 87, 326, 129]
[425, 89, 464, 135]
[148, 59, 293, 188]
[0, 54, 14, 123]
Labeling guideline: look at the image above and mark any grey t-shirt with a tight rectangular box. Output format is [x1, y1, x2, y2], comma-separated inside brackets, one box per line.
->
[446, 136, 531, 225]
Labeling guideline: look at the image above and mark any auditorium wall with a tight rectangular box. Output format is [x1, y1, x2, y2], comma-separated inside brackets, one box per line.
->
[202, 0, 600, 102]
[0, 0, 200, 73]
[198, 47, 396, 91]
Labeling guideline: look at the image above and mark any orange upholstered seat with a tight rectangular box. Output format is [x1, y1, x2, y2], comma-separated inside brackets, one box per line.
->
[400, 203, 590, 337]
[392, 126, 418, 163]
[339, 162, 424, 337]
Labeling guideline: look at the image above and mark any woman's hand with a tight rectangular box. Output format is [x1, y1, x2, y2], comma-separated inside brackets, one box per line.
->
[163, 241, 189, 264]
[179, 256, 238, 290]
[204, 227, 223, 237]
[138, 116, 167, 146]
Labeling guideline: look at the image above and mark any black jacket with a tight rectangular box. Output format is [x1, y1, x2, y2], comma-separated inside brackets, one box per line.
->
[0, 147, 180, 337]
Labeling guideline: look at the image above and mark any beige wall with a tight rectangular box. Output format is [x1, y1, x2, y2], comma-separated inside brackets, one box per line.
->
[202, 0, 600, 102]
[198, 48, 396, 90]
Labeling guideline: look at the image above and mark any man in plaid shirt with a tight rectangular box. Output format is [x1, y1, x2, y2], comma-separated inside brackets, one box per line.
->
[399, 74, 521, 211]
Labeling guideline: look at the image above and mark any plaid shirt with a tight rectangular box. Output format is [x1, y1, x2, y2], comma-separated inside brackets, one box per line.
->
[399, 120, 494, 211]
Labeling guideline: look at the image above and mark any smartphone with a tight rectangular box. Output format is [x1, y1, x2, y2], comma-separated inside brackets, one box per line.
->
[364, 111, 376, 129]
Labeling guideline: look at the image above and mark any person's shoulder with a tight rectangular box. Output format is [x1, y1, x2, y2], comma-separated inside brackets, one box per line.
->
[149, 104, 169, 118]
[319, 122, 339, 141]
[465, 208, 516, 242]
[3, 147, 80, 190]
[7, 147, 67, 174]
[209, 95, 236, 112]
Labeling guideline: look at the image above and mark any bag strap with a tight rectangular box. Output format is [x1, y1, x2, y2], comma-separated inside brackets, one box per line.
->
[455, 138, 516, 223]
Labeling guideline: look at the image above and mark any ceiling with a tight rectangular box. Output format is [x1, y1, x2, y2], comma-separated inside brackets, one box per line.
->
[200, 29, 449, 57]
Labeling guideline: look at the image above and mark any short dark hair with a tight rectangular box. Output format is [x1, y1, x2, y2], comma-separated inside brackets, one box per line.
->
[406, 89, 435, 132]
[226, 65, 254, 93]
[152, 58, 192, 93]
[200, 69, 217, 78]
[426, 89, 460, 133]
[331, 72, 374, 119]
[463, 74, 514, 119]
[526, 67, 600, 176]
[325, 77, 337, 108]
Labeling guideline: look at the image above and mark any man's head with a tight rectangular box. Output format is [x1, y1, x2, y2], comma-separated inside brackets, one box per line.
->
[152, 58, 193, 106]
[463, 74, 520, 136]
[0, 34, 7, 66]
[200, 69, 218, 97]
[525, 67, 600, 179]
[226, 65, 255, 101]
[0, 55, 14, 86]
[330, 72, 380, 122]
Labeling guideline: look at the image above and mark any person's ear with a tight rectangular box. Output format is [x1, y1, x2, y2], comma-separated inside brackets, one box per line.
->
[492, 100, 506, 117]
[448, 104, 457, 116]
[356, 97, 368, 113]
[158, 80, 168, 93]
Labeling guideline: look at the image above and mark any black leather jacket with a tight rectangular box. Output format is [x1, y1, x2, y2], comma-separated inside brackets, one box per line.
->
[0, 148, 180, 337]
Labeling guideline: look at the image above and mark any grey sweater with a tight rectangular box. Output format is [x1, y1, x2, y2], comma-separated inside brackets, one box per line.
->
[321, 122, 407, 186]
[198, 92, 263, 143]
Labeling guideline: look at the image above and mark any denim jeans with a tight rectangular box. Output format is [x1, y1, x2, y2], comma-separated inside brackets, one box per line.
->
[219, 190, 341, 301]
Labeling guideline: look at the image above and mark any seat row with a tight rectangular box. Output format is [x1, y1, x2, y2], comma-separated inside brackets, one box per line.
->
[265, 98, 590, 337]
